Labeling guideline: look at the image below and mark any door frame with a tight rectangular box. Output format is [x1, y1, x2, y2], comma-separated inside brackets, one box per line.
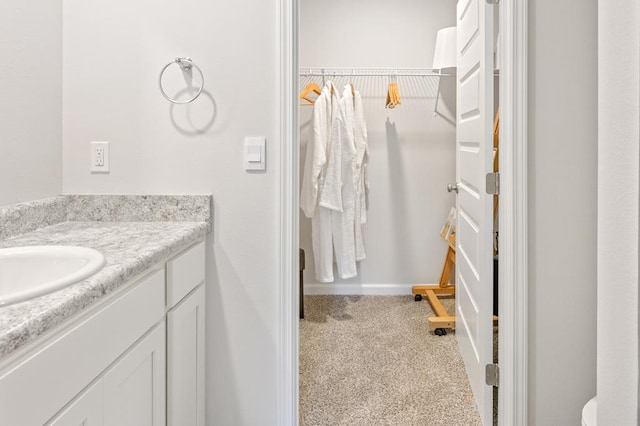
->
[276, 0, 528, 424]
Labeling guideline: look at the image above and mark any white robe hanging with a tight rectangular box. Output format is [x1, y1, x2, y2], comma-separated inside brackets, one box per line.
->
[352, 90, 369, 262]
[300, 82, 339, 282]
[319, 85, 359, 279]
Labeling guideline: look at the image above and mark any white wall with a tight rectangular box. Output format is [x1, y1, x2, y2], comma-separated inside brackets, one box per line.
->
[0, 0, 62, 207]
[598, 0, 639, 424]
[527, 0, 598, 424]
[62, 0, 280, 424]
[300, 0, 457, 290]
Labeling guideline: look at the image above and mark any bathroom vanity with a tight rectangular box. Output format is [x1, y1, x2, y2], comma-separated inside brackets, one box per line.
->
[0, 195, 211, 426]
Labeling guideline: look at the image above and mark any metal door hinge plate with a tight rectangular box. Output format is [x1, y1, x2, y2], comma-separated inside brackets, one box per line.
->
[486, 364, 500, 387]
[486, 172, 500, 195]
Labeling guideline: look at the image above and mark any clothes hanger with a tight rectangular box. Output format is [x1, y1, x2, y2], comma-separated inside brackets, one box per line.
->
[385, 83, 395, 109]
[392, 71, 401, 107]
[386, 83, 401, 109]
[384, 78, 396, 109]
[394, 84, 402, 107]
[389, 71, 402, 108]
[299, 82, 322, 106]
[386, 72, 401, 109]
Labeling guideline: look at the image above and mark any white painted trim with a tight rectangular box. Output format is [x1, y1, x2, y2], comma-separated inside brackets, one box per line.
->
[277, 0, 298, 425]
[278, 1, 528, 425]
[498, 0, 528, 425]
[304, 283, 416, 296]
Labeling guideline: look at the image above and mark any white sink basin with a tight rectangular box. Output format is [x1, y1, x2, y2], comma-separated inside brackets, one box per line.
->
[0, 246, 106, 307]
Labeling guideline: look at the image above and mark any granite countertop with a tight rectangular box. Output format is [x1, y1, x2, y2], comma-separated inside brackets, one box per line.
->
[0, 195, 212, 362]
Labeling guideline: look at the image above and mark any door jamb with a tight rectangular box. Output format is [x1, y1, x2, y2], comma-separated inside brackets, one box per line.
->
[277, 1, 528, 424]
[277, 0, 299, 424]
[497, 0, 528, 424]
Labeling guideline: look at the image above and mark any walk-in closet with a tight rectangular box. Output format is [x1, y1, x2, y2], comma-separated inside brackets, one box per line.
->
[297, 0, 500, 424]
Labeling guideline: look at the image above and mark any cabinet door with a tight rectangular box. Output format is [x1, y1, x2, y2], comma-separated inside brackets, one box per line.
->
[104, 322, 166, 426]
[47, 380, 104, 426]
[167, 285, 206, 426]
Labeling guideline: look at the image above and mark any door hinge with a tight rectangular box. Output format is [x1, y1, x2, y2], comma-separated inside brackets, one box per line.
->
[486, 364, 500, 387]
[486, 172, 500, 195]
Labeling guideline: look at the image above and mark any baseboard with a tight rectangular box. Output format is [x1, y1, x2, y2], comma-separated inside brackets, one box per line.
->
[303, 283, 415, 296]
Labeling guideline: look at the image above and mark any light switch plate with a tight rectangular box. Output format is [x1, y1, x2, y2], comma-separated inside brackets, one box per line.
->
[245, 137, 266, 171]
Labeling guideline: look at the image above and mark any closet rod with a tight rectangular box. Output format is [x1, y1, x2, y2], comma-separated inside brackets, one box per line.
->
[299, 67, 455, 77]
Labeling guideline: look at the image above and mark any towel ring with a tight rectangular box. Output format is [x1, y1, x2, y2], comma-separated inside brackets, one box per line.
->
[159, 57, 204, 104]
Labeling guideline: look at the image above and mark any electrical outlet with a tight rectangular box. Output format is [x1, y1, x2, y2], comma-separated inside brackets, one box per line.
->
[95, 147, 104, 167]
[91, 141, 110, 173]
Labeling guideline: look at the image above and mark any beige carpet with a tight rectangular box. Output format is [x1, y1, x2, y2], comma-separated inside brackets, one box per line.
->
[299, 295, 482, 426]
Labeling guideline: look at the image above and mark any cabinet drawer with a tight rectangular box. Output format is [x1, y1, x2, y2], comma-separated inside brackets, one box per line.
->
[166, 241, 205, 308]
[0, 269, 165, 426]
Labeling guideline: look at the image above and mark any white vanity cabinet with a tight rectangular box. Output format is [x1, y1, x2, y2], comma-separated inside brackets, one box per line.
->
[0, 240, 206, 426]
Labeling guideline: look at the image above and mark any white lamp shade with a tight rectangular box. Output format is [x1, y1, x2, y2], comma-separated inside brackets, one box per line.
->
[432, 26, 457, 70]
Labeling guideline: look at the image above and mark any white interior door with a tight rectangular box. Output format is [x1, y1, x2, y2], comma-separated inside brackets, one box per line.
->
[455, 0, 494, 424]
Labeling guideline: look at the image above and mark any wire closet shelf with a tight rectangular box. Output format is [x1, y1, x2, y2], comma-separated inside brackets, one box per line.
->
[299, 67, 455, 78]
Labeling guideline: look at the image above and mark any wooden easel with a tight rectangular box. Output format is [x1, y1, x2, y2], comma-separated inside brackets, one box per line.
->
[412, 234, 499, 336]
[411, 237, 457, 335]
